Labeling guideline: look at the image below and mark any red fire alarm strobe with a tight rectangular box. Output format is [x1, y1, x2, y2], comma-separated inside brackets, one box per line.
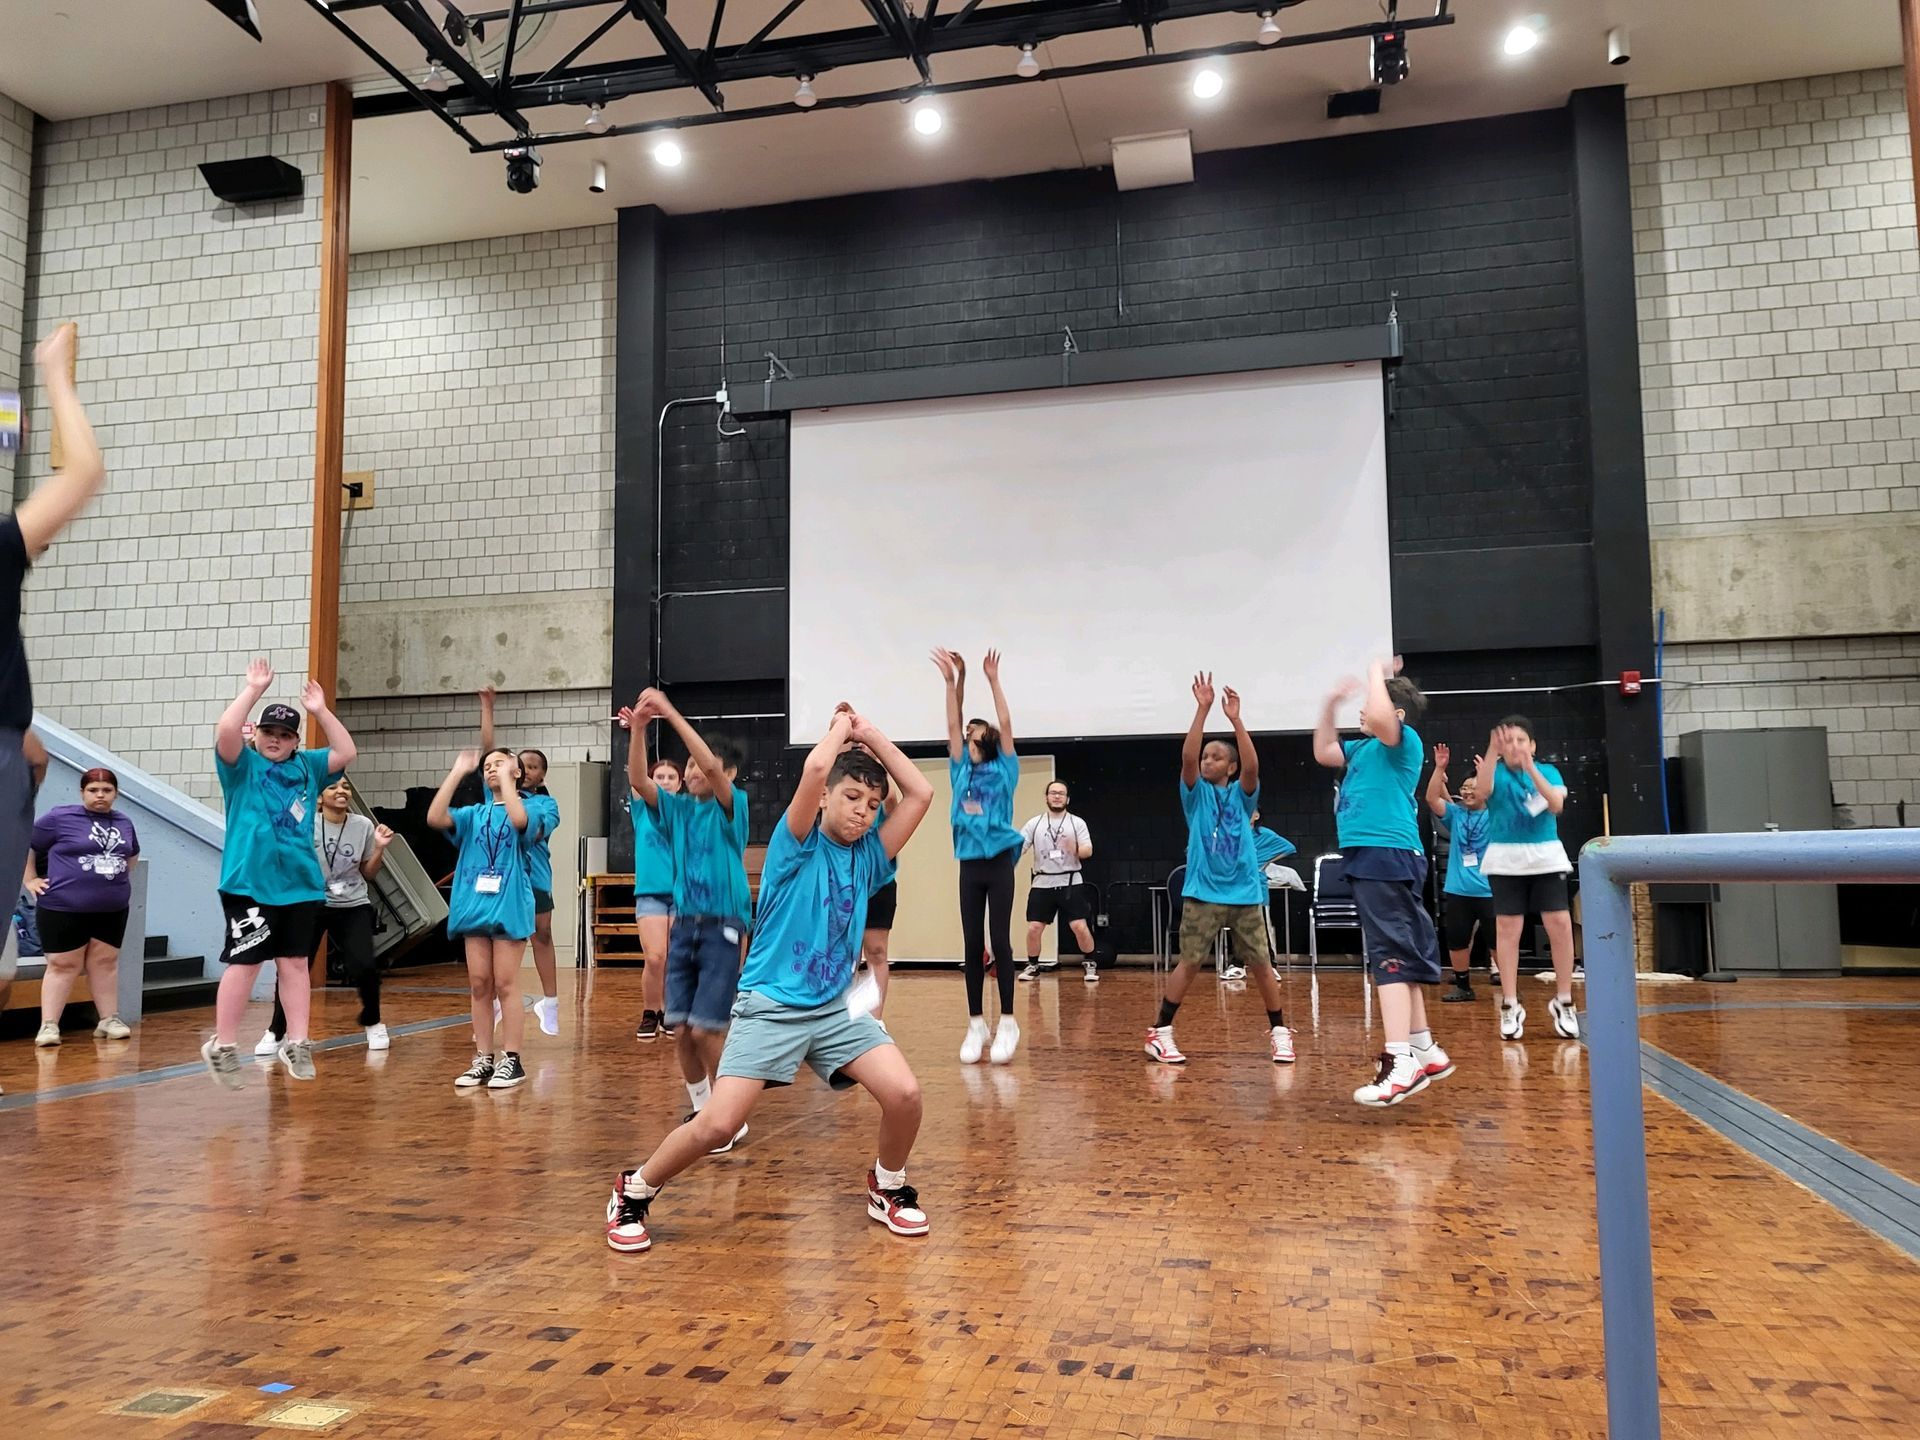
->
[1620, 671, 1643, 695]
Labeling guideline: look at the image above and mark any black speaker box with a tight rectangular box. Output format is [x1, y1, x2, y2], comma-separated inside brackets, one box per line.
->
[198, 155, 304, 205]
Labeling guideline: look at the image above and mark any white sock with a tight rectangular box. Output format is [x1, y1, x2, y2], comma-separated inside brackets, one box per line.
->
[625, 1170, 660, 1199]
[1386, 1041, 1413, 1059]
[996, 1015, 1018, 1033]
[687, 1076, 711, 1111]
[874, 1160, 907, 1191]
[1410, 1029, 1433, 1050]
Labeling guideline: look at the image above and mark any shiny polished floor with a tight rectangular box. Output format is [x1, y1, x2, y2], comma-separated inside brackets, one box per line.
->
[2, 964, 1918, 1438]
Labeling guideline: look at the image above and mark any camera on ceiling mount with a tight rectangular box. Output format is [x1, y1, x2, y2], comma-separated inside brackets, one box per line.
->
[505, 145, 541, 193]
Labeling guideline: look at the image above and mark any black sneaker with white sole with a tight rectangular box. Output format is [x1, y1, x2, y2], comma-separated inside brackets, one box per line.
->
[455, 1053, 495, 1088]
[487, 1051, 528, 1089]
[1017, 961, 1041, 982]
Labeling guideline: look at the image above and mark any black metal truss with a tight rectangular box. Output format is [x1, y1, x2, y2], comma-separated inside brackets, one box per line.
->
[307, 0, 1452, 149]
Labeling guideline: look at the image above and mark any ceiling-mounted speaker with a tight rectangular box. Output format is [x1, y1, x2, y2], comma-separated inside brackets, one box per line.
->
[198, 156, 305, 205]
[203, 0, 262, 41]
[1111, 130, 1194, 191]
[1327, 88, 1382, 120]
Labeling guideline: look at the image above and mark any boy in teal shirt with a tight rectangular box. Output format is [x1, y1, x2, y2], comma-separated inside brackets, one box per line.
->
[1425, 743, 1494, 1003]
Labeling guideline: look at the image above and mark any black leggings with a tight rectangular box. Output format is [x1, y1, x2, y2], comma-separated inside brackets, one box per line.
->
[959, 853, 1017, 1018]
[270, 904, 381, 1032]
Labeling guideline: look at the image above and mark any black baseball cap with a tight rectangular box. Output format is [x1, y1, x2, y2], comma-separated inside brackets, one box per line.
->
[257, 703, 302, 735]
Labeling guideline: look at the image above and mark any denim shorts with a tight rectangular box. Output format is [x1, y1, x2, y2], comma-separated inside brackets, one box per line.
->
[716, 988, 895, 1090]
[635, 893, 673, 919]
[666, 914, 745, 1031]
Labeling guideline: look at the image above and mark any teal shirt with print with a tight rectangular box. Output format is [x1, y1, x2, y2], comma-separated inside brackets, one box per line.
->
[739, 820, 895, 1009]
[649, 787, 752, 922]
[948, 749, 1023, 861]
[631, 789, 676, 899]
[1486, 761, 1566, 846]
[1180, 779, 1263, 906]
[216, 745, 334, 905]
[1335, 726, 1425, 853]
[522, 791, 560, 893]
[447, 799, 547, 939]
[1439, 801, 1493, 898]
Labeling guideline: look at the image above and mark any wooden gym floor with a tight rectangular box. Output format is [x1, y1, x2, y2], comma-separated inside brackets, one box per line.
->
[2, 964, 1918, 1438]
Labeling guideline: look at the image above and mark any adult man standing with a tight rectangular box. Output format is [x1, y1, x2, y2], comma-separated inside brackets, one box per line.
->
[1017, 781, 1098, 983]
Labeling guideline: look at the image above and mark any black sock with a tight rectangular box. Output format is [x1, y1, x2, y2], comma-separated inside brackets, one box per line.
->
[1027, 954, 1041, 964]
[1155, 999, 1180, 1028]
[1266, 1009, 1285, 1029]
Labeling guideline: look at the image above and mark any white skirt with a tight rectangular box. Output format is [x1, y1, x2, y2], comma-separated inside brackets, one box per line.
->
[1482, 840, 1572, 877]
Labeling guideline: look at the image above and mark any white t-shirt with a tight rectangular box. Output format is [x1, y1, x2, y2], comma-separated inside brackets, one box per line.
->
[1020, 811, 1090, 888]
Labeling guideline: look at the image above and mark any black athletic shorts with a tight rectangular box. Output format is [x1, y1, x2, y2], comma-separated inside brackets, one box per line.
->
[1441, 893, 1497, 953]
[219, 892, 323, 966]
[865, 880, 898, 933]
[36, 905, 130, 954]
[1026, 882, 1091, 926]
[1489, 871, 1571, 918]
[533, 887, 554, 915]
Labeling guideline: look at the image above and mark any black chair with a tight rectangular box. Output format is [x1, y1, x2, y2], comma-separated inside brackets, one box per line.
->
[1308, 852, 1364, 969]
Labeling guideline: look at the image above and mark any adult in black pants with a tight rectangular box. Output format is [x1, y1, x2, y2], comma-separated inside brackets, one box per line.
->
[933, 647, 1023, 1065]
[259, 776, 395, 1054]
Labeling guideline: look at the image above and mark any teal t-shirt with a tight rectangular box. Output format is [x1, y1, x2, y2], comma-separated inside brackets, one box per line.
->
[631, 789, 676, 899]
[948, 750, 1022, 861]
[447, 798, 546, 939]
[216, 745, 334, 906]
[1335, 726, 1425, 853]
[650, 786, 752, 922]
[739, 820, 895, 1009]
[1252, 826, 1297, 869]
[523, 791, 560, 892]
[1486, 761, 1565, 846]
[1179, 779, 1262, 906]
[1439, 801, 1493, 898]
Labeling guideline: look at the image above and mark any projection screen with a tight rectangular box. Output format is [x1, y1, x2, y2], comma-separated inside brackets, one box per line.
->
[787, 363, 1392, 744]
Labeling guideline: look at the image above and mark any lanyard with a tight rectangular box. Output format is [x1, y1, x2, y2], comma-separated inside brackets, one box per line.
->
[322, 819, 347, 872]
[477, 801, 509, 874]
[1043, 813, 1069, 849]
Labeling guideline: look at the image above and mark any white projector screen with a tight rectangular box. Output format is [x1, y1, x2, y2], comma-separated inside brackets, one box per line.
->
[788, 363, 1392, 744]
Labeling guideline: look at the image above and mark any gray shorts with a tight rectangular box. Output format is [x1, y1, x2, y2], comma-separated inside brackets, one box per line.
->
[716, 988, 895, 1090]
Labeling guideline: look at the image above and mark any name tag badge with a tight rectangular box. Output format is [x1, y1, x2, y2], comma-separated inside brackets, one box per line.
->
[328, 879, 348, 896]
[961, 799, 984, 816]
[846, 973, 882, 1020]
[475, 873, 503, 895]
[1463, 854, 1480, 869]
[1523, 792, 1550, 817]
[1047, 848, 1064, 862]
[289, 799, 305, 824]
[722, 925, 741, 945]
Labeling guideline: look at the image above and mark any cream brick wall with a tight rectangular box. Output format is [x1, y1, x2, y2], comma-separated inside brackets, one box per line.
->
[17, 89, 325, 803]
[0, 92, 33, 491]
[334, 688, 606, 810]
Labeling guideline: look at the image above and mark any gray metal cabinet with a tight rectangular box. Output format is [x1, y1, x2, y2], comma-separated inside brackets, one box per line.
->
[1678, 727, 1841, 973]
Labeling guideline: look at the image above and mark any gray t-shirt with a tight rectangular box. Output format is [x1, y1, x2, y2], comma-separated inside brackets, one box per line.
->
[1020, 811, 1090, 889]
[314, 811, 376, 908]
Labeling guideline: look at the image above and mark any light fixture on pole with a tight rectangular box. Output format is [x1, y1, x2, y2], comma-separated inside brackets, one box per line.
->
[1192, 68, 1224, 100]
[794, 74, 818, 108]
[1257, 12, 1281, 45]
[1017, 44, 1040, 78]
[652, 136, 684, 167]
[423, 59, 449, 93]
[1503, 23, 1539, 57]
[911, 99, 943, 136]
[583, 103, 608, 133]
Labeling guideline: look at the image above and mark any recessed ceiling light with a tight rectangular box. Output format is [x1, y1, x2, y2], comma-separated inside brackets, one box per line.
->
[652, 137, 683, 167]
[911, 100, 943, 136]
[1192, 68, 1224, 101]
[1503, 23, 1540, 57]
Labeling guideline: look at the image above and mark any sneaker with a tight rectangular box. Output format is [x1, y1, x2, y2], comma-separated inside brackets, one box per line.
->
[1222, 964, 1247, 981]
[1500, 1001, 1526, 1041]
[200, 1038, 245, 1091]
[866, 1170, 930, 1237]
[989, 1016, 1020, 1065]
[254, 1030, 280, 1058]
[1269, 1025, 1296, 1064]
[487, 1051, 527, 1089]
[94, 1015, 131, 1039]
[1549, 996, 1581, 1040]
[1414, 1039, 1455, 1082]
[658, 1016, 678, 1040]
[277, 1039, 316, 1081]
[1083, 961, 1099, 983]
[455, 1053, 495, 1088]
[635, 1010, 660, 1041]
[708, 1120, 749, 1154]
[365, 1023, 390, 1052]
[34, 1021, 60, 1048]
[1017, 961, 1042, 982]
[605, 1170, 654, 1252]
[959, 1017, 990, 1064]
[1442, 977, 1476, 1003]
[1144, 1025, 1186, 1065]
[535, 996, 561, 1037]
[1354, 1050, 1428, 1107]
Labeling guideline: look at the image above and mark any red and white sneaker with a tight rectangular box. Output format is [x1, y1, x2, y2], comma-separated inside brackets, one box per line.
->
[1143, 1025, 1186, 1065]
[1269, 1026, 1296, 1064]
[1414, 1039, 1455, 1082]
[1354, 1051, 1428, 1107]
[867, 1171, 930, 1236]
[605, 1169, 653, 1252]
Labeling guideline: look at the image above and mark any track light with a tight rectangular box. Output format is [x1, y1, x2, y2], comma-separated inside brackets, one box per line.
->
[423, 59, 449, 94]
[652, 137, 683, 168]
[911, 99, 943, 136]
[1192, 68, 1224, 101]
[1503, 23, 1539, 57]
[1017, 44, 1040, 78]
[1257, 12, 1281, 45]
[794, 75, 817, 108]
[1607, 25, 1631, 65]
[589, 159, 607, 194]
[583, 103, 608, 133]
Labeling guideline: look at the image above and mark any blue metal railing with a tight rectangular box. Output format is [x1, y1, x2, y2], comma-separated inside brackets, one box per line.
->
[1577, 828, 1920, 1440]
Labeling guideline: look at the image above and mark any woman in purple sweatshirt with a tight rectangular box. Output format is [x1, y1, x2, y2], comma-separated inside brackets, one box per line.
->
[28, 767, 140, 1044]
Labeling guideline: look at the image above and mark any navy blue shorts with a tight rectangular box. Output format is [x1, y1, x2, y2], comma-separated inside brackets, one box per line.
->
[666, 914, 746, 1031]
[1342, 848, 1441, 987]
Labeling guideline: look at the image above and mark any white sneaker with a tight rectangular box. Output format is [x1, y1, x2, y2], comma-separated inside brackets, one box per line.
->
[1269, 1025, 1296, 1064]
[1016, 961, 1042, 982]
[366, 1023, 390, 1052]
[1500, 1002, 1526, 1041]
[1222, 964, 1247, 981]
[535, 996, 560, 1037]
[989, 1016, 1020, 1065]
[1083, 961, 1099, 983]
[1414, 1039, 1455, 1083]
[1549, 996, 1581, 1040]
[34, 1021, 60, 1048]
[94, 1015, 131, 1040]
[1143, 1025, 1186, 1065]
[254, 1030, 281, 1058]
[1354, 1050, 1427, 1107]
[959, 1017, 990, 1064]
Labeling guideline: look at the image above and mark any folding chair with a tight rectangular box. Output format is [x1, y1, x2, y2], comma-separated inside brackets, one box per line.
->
[1308, 852, 1365, 969]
